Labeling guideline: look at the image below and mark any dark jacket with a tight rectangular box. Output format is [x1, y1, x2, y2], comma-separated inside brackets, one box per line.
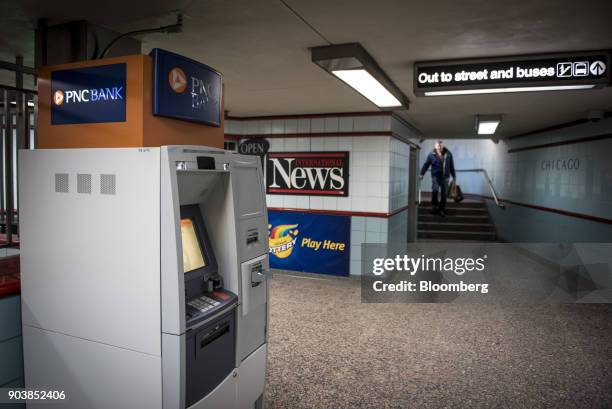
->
[420, 148, 456, 179]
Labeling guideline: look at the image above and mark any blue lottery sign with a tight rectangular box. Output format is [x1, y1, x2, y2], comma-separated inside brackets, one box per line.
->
[268, 211, 351, 276]
[151, 48, 222, 127]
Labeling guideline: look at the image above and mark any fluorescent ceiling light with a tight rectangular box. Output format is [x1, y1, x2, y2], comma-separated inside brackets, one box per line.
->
[332, 69, 401, 107]
[311, 43, 409, 110]
[424, 84, 596, 96]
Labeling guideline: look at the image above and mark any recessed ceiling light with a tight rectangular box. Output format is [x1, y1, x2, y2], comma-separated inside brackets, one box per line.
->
[476, 115, 502, 135]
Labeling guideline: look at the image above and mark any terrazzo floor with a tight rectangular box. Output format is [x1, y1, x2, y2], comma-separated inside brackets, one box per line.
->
[263, 272, 612, 409]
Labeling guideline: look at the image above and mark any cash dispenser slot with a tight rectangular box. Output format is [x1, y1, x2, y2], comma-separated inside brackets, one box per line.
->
[186, 309, 236, 407]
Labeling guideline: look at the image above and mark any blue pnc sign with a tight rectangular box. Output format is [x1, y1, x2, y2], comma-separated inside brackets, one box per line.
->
[151, 48, 222, 127]
[51, 64, 126, 125]
[268, 211, 351, 276]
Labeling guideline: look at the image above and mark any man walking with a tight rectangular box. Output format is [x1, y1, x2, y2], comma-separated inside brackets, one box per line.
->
[419, 140, 456, 217]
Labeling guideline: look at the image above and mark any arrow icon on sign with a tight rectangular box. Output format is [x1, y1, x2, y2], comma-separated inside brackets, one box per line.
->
[590, 61, 606, 76]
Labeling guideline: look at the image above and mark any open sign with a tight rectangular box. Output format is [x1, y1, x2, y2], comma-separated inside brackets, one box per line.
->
[238, 139, 270, 157]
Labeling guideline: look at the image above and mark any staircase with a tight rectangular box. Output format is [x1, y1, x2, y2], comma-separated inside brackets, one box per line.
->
[417, 197, 497, 241]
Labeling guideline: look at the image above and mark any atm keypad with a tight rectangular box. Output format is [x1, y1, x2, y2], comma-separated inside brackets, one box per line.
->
[201, 296, 220, 306]
[185, 290, 238, 326]
[188, 295, 221, 313]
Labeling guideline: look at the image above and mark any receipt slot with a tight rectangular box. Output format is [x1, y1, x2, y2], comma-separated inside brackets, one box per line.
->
[19, 146, 269, 409]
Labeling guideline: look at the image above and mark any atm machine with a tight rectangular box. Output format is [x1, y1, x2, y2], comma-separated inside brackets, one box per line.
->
[19, 146, 269, 408]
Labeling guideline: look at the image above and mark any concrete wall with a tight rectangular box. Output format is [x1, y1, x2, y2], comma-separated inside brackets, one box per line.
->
[419, 118, 612, 242]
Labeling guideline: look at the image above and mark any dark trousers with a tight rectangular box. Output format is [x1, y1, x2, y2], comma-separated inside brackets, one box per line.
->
[431, 176, 449, 211]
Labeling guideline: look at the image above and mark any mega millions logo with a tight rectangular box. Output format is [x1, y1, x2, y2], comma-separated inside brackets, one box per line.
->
[268, 224, 299, 259]
[168, 67, 187, 93]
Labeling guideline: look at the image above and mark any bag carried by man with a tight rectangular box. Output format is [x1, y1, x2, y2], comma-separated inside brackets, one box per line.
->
[449, 179, 464, 203]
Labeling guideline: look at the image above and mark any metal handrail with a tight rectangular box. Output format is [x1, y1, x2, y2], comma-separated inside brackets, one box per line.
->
[455, 168, 505, 209]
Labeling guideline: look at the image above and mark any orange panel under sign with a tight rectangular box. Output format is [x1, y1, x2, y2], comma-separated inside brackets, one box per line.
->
[37, 54, 224, 149]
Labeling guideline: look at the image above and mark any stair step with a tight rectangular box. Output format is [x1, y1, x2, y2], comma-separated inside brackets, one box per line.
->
[418, 214, 491, 224]
[418, 222, 495, 232]
[419, 208, 488, 216]
[419, 202, 486, 209]
[417, 230, 497, 241]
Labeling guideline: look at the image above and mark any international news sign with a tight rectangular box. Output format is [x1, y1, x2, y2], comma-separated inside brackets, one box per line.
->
[151, 48, 222, 127]
[414, 51, 611, 96]
[268, 210, 351, 276]
[266, 152, 350, 196]
[51, 63, 126, 125]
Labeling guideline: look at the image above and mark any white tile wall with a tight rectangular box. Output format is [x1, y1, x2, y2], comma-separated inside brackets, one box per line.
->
[225, 116, 417, 214]
[350, 215, 395, 275]
[261, 136, 395, 214]
[311, 118, 325, 133]
[310, 138, 325, 151]
[339, 117, 354, 132]
[324, 117, 339, 133]
[285, 119, 298, 134]
[271, 120, 284, 134]
[284, 138, 297, 151]
[389, 137, 410, 211]
[246, 121, 259, 135]
[225, 115, 419, 276]
[297, 118, 311, 133]
[296, 137, 310, 150]
[322, 137, 339, 151]
[338, 137, 352, 151]
[258, 120, 272, 135]
[268, 139, 283, 151]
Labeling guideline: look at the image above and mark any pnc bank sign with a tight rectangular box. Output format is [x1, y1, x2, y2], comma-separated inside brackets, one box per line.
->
[167, 65, 216, 112]
[152, 48, 222, 127]
[52, 87, 124, 106]
[50, 63, 127, 125]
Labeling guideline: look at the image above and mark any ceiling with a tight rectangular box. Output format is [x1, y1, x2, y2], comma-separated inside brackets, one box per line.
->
[2, 0, 612, 138]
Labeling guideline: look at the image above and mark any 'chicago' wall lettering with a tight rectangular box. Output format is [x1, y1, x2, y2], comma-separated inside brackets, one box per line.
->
[540, 158, 580, 171]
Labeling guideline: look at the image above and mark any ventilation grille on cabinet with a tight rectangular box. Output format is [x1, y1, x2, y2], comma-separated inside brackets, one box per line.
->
[77, 174, 92, 194]
[100, 174, 116, 195]
[55, 173, 69, 193]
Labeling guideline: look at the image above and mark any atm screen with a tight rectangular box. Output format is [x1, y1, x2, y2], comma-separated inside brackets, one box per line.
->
[181, 218, 207, 273]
